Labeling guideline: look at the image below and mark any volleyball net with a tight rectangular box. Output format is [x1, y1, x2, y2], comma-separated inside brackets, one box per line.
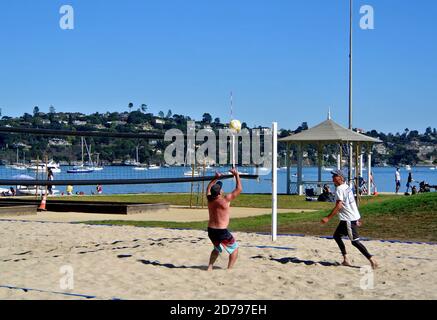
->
[0, 125, 276, 197]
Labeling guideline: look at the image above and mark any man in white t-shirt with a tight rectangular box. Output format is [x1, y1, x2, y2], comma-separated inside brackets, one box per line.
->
[395, 168, 401, 194]
[321, 170, 378, 269]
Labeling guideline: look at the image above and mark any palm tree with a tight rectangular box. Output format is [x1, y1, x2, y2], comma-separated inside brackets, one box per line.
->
[128, 102, 134, 112]
[141, 104, 147, 113]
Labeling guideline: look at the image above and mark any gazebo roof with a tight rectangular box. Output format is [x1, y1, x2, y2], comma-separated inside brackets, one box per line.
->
[279, 118, 382, 144]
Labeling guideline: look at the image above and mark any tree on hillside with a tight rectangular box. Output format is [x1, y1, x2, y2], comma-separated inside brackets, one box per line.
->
[279, 129, 292, 138]
[388, 146, 420, 166]
[49, 105, 56, 114]
[294, 122, 308, 134]
[141, 104, 148, 113]
[158, 111, 165, 118]
[214, 117, 220, 125]
[23, 113, 33, 123]
[172, 114, 185, 125]
[202, 113, 212, 124]
[128, 102, 134, 112]
[409, 130, 419, 139]
[127, 110, 148, 125]
[166, 109, 172, 119]
[33, 106, 40, 116]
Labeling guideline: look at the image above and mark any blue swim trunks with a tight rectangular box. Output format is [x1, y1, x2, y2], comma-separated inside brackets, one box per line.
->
[207, 228, 239, 254]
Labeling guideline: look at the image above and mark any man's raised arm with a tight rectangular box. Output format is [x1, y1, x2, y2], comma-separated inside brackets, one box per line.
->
[225, 168, 242, 201]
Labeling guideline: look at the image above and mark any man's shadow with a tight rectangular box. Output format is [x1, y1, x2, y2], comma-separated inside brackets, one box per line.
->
[137, 259, 224, 271]
[251, 255, 361, 268]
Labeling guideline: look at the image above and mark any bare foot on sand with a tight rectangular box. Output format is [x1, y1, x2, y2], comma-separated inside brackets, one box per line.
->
[341, 257, 353, 267]
[369, 257, 379, 270]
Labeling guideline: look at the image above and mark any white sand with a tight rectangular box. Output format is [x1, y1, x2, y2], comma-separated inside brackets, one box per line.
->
[0, 206, 301, 223]
[0, 219, 436, 300]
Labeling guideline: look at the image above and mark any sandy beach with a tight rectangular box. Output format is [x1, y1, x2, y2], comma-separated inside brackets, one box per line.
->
[1, 216, 436, 300]
[0, 206, 298, 223]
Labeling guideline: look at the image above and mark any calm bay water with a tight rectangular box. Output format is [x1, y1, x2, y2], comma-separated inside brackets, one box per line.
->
[0, 165, 436, 195]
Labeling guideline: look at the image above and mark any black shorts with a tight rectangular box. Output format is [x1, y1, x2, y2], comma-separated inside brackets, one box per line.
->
[334, 221, 361, 241]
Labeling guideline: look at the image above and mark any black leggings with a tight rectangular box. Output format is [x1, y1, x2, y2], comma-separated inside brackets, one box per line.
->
[334, 221, 372, 260]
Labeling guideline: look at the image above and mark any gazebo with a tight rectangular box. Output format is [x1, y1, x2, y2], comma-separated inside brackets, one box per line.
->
[279, 114, 382, 198]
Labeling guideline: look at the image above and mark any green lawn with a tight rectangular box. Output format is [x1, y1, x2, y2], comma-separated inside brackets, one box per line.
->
[52, 193, 396, 210]
[81, 193, 437, 243]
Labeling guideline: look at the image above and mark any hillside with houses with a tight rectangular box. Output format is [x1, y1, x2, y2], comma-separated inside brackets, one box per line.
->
[0, 106, 436, 167]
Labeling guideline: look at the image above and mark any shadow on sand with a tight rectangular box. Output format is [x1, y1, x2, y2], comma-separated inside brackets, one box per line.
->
[137, 259, 212, 271]
[251, 255, 361, 268]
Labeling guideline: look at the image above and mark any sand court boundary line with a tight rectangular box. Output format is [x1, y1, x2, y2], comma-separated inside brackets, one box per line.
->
[1, 218, 436, 246]
[0, 284, 123, 300]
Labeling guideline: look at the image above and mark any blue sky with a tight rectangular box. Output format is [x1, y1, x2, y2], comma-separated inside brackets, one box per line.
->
[0, 0, 436, 133]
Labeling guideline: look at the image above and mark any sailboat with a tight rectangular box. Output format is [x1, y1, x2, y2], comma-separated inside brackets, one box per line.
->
[7, 148, 27, 170]
[133, 145, 148, 171]
[67, 137, 94, 173]
[86, 145, 104, 171]
[183, 148, 197, 176]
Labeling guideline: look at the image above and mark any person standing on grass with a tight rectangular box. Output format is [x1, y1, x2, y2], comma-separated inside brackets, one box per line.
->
[206, 168, 242, 271]
[66, 185, 73, 196]
[395, 168, 401, 194]
[96, 184, 103, 194]
[321, 170, 378, 270]
[47, 168, 54, 195]
[406, 172, 414, 194]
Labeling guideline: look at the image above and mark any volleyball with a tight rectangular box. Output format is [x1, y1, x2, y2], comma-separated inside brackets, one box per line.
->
[230, 119, 242, 133]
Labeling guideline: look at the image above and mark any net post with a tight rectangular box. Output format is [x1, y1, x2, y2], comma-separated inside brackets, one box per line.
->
[190, 164, 194, 208]
[272, 122, 278, 242]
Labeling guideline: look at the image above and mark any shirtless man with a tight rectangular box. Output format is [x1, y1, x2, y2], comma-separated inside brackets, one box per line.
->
[206, 168, 242, 271]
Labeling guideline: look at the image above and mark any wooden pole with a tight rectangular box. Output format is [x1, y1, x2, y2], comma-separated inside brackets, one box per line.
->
[367, 144, 372, 196]
[286, 143, 291, 195]
[297, 143, 303, 195]
[45, 154, 48, 197]
[317, 143, 323, 188]
[35, 156, 39, 200]
[189, 164, 194, 208]
[201, 161, 206, 208]
[355, 143, 361, 207]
